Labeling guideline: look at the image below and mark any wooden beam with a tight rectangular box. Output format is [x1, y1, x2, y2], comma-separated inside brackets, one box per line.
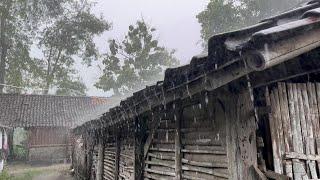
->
[285, 152, 320, 161]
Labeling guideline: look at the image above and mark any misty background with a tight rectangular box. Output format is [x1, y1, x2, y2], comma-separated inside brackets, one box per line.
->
[0, 0, 305, 97]
[81, 0, 210, 96]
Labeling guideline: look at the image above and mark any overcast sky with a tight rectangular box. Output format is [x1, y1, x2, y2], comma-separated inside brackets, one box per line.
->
[80, 0, 210, 96]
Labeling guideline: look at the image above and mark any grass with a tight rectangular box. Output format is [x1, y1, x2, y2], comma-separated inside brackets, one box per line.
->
[0, 163, 72, 180]
[0, 169, 43, 180]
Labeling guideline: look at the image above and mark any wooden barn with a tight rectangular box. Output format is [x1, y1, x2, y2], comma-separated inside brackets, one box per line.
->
[72, 1, 320, 179]
[0, 94, 114, 163]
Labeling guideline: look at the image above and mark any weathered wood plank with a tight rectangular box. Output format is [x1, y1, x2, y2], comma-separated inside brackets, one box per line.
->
[134, 118, 144, 180]
[302, 83, 318, 179]
[181, 149, 226, 155]
[315, 83, 320, 173]
[182, 164, 229, 178]
[266, 86, 282, 174]
[278, 82, 293, 178]
[144, 172, 175, 180]
[144, 114, 161, 159]
[148, 152, 227, 168]
[174, 107, 182, 180]
[288, 83, 306, 180]
[285, 152, 320, 161]
[297, 84, 315, 178]
[145, 168, 176, 177]
[115, 136, 120, 180]
[273, 86, 285, 174]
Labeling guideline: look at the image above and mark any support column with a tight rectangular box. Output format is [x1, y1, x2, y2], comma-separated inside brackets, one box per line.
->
[174, 101, 182, 180]
[115, 133, 120, 180]
[134, 117, 145, 180]
[96, 137, 104, 180]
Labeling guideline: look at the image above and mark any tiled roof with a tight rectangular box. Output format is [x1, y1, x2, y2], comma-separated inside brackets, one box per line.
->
[0, 94, 117, 128]
[75, 0, 320, 132]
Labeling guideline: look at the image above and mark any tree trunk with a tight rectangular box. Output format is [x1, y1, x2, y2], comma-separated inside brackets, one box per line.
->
[0, 2, 9, 93]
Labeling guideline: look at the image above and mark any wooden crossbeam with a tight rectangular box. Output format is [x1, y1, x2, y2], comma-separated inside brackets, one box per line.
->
[285, 152, 320, 161]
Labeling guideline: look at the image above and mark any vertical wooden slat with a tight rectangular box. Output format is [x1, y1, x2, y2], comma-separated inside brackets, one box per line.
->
[96, 138, 104, 180]
[315, 83, 320, 172]
[134, 118, 144, 180]
[115, 134, 120, 180]
[273, 86, 285, 174]
[278, 83, 293, 177]
[288, 83, 306, 180]
[302, 83, 318, 178]
[298, 84, 316, 178]
[175, 103, 182, 180]
[266, 87, 282, 173]
[308, 83, 320, 138]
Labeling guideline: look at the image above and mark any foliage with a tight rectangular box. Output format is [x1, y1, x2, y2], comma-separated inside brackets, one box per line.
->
[95, 20, 179, 96]
[30, 1, 110, 95]
[13, 145, 27, 161]
[196, 0, 304, 48]
[0, 0, 71, 93]
[0, 170, 11, 180]
[0, 0, 110, 95]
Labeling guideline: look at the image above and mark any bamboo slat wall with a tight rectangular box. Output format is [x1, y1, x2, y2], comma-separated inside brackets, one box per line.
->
[119, 137, 134, 180]
[180, 102, 228, 179]
[266, 82, 320, 179]
[103, 140, 116, 180]
[144, 117, 176, 179]
[91, 146, 99, 179]
[143, 97, 232, 179]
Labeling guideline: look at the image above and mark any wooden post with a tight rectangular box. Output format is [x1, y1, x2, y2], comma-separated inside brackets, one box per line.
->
[134, 117, 145, 180]
[174, 101, 182, 180]
[115, 133, 120, 180]
[96, 137, 104, 180]
[7, 128, 14, 161]
[86, 132, 94, 180]
[65, 129, 69, 163]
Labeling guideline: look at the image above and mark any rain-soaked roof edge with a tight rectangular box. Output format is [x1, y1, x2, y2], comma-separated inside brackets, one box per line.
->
[73, 0, 320, 133]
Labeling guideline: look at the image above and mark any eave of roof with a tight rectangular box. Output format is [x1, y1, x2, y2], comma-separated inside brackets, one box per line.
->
[73, 0, 320, 133]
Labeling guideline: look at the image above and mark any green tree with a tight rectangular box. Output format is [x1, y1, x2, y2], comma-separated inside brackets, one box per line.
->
[95, 20, 179, 96]
[0, 0, 110, 95]
[33, 1, 110, 95]
[0, 0, 68, 93]
[197, 0, 303, 48]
